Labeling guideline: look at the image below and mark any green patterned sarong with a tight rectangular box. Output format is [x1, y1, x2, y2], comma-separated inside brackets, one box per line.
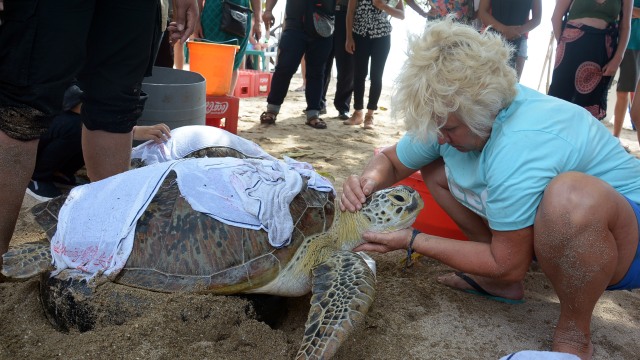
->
[200, 0, 252, 70]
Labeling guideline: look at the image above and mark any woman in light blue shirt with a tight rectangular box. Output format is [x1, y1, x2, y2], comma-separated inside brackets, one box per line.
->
[341, 18, 640, 360]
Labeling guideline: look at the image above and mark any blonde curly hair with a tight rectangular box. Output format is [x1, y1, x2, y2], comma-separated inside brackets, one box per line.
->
[391, 16, 517, 142]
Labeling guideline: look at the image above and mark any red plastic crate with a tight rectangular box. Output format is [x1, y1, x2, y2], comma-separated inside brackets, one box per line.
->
[254, 71, 272, 97]
[233, 71, 254, 98]
[375, 147, 467, 240]
[205, 95, 239, 134]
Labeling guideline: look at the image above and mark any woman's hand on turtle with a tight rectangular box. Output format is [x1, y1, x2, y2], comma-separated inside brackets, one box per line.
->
[340, 174, 377, 212]
[353, 228, 413, 253]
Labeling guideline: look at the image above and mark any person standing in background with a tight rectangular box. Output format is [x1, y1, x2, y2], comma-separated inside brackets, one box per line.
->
[195, 0, 262, 95]
[425, 0, 476, 24]
[259, 0, 335, 129]
[477, 0, 542, 81]
[27, 84, 171, 202]
[548, 0, 633, 120]
[0, 0, 198, 273]
[343, 0, 405, 130]
[320, 0, 355, 120]
[613, 0, 640, 139]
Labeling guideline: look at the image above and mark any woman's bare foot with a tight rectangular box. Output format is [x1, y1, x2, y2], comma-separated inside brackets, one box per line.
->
[552, 320, 594, 359]
[436, 272, 525, 301]
[343, 110, 363, 125]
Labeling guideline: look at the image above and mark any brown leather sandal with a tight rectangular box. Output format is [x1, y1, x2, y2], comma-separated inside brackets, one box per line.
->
[305, 116, 327, 129]
[260, 111, 277, 125]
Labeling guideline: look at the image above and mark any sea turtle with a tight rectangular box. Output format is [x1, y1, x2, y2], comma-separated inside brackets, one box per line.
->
[3, 170, 423, 359]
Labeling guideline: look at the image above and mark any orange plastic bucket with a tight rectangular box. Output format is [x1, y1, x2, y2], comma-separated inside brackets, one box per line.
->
[187, 39, 239, 96]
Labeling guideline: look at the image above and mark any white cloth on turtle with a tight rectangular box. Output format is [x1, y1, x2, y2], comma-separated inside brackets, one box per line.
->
[283, 156, 334, 194]
[50, 157, 334, 280]
[129, 124, 334, 195]
[130, 125, 277, 165]
[499, 351, 580, 360]
[51, 160, 178, 279]
[176, 157, 303, 244]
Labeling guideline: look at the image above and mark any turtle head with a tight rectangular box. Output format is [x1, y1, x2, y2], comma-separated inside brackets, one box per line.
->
[360, 185, 424, 233]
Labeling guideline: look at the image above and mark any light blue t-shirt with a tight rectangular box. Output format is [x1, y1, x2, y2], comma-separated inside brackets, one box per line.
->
[397, 85, 640, 231]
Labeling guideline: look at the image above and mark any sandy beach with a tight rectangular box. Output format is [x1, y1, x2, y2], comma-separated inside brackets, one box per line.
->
[2, 73, 640, 360]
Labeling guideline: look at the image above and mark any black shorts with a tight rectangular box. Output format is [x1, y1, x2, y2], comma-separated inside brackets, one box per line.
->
[0, 0, 161, 140]
[617, 49, 640, 92]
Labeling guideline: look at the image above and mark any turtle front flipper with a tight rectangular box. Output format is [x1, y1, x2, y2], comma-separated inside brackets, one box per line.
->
[1, 240, 53, 280]
[296, 251, 375, 360]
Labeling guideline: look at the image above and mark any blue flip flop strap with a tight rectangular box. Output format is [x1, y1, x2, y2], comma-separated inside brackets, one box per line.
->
[455, 271, 492, 296]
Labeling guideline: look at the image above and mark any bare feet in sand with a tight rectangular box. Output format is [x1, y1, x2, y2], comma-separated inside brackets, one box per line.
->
[436, 272, 525, 302]
[552, 325, 594, 360]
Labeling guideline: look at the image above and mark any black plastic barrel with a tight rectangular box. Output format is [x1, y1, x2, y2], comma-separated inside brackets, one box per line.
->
[138, 66, 206, 130]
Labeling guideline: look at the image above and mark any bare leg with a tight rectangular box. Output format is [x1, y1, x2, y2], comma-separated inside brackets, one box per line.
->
[423, 159, 525, 299]
[0, 131, 38, 270]
[534, 172, 638, 359]
[515, 56, 526, 82]
[228, 69, 239, 96]
[364, 109, 375, 129]
[81, 126, 133, 182]
[173, 41, 185, 70]
[301, 57, 306, 88]
[613, 91, 629, 138]
[344, 109, 364, 125]
[631, 86, 640, 146]
[294, 57, 306, 92]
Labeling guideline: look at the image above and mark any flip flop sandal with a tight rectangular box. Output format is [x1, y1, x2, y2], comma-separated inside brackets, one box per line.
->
[305, 117, 327, 129]
[260, 111, 277, 125]
[454, 272, 525, 304]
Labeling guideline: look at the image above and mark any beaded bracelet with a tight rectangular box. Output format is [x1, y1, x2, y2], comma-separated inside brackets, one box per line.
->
[404, 228, 422, 271]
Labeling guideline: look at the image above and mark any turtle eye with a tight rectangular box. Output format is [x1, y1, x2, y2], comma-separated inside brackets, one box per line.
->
[390, 194, 407, 204]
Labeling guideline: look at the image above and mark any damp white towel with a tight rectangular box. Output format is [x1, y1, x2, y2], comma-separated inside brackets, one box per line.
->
[50, 160, 180, 279]
[131, 125, 277, 164]
[174, 157, 303, 246]
[283, 156, 334, 194]
[50, 157, 333, 279]
[499, 351, 580, 360]
[130, 124, 334, 194]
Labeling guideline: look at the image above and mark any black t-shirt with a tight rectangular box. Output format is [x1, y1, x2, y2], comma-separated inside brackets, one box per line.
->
[284, 0, 306, 30]
[284, 0, 335, 30]
[490, 0, 533, 26]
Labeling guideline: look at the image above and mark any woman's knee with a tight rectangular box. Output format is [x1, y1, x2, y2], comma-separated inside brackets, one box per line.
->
[537, 172, 606, 222]
[535, 172, 620, 253]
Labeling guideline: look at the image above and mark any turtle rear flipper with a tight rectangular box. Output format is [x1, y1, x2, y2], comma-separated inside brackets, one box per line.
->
[2, 240, 53, 280]
[297, 251, 375, 359]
